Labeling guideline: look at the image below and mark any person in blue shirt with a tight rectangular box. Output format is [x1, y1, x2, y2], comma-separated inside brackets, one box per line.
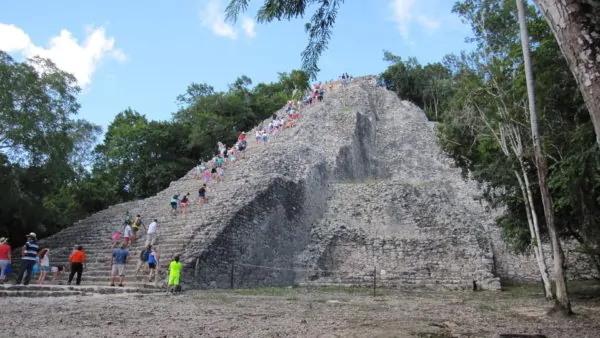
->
[147, 248, 159, 282]
[110, 244, 130, 287]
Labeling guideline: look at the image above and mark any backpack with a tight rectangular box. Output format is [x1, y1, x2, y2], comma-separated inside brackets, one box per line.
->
[141, 249, 150, 262]
[135, 218, 143, 226]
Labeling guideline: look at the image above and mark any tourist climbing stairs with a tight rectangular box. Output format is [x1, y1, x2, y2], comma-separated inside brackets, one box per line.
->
[2, 79, 355, 297]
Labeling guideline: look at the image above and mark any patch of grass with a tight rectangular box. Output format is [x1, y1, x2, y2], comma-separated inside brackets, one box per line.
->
[476, 303, 496, 312]
[217, 285, 388, 298]
[500, 280, 600, 301]
[411, 331, 454, 338]
[500, 283, 549, 301]
[227, 287, 296, 297]
[314, 285, 387, 296]
[285, 296, 299, 301]
[565, 280, 600, 299]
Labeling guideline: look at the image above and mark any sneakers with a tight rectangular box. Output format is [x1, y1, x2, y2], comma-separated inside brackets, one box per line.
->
[110, 283, 115, 287]
[118, 284, 124, 287]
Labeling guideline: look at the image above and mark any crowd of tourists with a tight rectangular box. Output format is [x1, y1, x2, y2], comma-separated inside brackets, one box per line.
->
[0, 233, 77, 286]
[1, 76, 347, 291]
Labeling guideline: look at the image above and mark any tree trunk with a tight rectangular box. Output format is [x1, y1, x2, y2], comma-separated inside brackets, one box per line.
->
[517, 0, 573, 315]
[514, 169, 554, 299]
[533, 0, 600, 146]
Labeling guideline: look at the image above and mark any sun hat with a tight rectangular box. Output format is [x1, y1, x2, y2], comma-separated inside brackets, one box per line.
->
[0, 237, 8, 244]
[27, 232, 37, 238]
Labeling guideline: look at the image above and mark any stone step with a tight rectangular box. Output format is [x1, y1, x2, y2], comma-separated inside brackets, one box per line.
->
[0, 290, 87, 297]
[0, 284, 164, 297]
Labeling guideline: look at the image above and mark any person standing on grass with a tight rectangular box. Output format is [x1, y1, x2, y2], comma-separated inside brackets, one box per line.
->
[67, 246, 87, 285]
[15, 232, 39, 285]
[110, 243, 130, 287]
[167, 255, 182, 293]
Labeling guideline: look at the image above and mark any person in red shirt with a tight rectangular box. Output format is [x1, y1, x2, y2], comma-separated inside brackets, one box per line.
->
[68, 246, 87, 285]
[0, 237, 11, 282]
[238, 131, 246, 142]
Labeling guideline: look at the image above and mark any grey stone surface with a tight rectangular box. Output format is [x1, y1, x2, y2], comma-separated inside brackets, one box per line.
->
[31, 76, 596, 294]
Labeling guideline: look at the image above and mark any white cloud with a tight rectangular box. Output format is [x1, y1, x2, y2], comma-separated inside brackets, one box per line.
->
[416, 15, 441, 32]
[390, 0, 415, 38]
[389, 0, 441, 38]
[242, 17, 256, 38]
[0, 23, 125, 88]
[199, 0, 238, 39]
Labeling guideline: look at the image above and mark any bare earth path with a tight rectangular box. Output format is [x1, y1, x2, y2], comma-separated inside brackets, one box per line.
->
[2, 285, 600, 337]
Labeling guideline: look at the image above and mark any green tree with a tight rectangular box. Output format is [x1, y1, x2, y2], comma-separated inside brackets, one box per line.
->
[427, 0, 600, 309]
[93, 109, 199, 199]
[0, 52, 101, 245]
[226, 0, 344, 79]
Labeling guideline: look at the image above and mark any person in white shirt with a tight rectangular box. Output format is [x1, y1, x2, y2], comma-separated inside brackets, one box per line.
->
[123, 224, 133, 247]
[145, 219, 158, 246]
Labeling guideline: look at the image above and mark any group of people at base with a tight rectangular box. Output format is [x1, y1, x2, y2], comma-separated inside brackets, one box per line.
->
[0, 233, 84, 286]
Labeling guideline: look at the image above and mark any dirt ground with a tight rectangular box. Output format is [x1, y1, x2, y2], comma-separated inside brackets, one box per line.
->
[2, 283, 600, 338]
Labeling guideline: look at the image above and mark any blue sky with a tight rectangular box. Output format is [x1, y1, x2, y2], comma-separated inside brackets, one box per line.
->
[0, 0, 473, 131]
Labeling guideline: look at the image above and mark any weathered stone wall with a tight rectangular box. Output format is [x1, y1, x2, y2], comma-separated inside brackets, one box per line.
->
[489, 227, 599, 282]
[188, 163, 329, 288]
[33, 76, 598, 291]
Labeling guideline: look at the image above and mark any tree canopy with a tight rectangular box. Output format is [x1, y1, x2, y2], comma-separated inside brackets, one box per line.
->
[377, 1, 600, 276]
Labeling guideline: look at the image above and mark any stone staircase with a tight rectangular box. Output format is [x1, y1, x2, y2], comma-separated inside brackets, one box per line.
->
[3, 79, 361, 296]
[4, 77, 514, 296]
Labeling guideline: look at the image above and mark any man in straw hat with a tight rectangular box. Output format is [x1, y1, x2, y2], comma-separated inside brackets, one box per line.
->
[15, 232, 39, 285]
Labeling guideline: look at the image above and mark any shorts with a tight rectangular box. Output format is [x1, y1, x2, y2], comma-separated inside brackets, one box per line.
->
[168, 274, 180, 285]
[41, 265, 51, 272]
[111, 264, 126, 276]
[132, 227, 139, 233]
[124, 237, 130, 244]
[171, 202, 178, 210]
[148, 263, 156, 269]
[198, 192, 205, 197]
[180, 202, 187, 207]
